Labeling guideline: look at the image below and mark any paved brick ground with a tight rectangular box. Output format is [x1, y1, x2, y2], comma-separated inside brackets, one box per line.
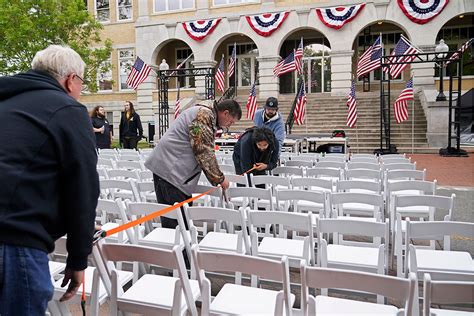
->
[407, 153, 474, 187]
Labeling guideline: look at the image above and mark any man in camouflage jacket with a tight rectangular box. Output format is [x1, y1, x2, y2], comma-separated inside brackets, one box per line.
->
[145, 99, 241, 229]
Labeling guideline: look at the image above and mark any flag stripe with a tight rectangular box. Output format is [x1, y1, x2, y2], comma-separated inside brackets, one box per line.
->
[126, 57, 152, 90]
[394, 77, 413, 124]
[215, 57, 225, 92]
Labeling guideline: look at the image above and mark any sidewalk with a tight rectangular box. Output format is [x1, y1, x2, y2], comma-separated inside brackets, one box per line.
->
[407, 154, 474, 188]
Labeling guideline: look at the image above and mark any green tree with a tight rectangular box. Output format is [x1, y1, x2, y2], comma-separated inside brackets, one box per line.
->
[0, 0, 113, 92]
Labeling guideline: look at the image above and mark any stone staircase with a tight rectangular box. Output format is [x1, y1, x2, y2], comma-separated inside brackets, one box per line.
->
[230, 91, 430, 153]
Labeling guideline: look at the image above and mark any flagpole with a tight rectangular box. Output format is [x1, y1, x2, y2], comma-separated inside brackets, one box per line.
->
[233, 43, 237, 98]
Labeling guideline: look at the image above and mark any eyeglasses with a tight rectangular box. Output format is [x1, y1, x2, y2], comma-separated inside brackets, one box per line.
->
[74, 73, 84, 83]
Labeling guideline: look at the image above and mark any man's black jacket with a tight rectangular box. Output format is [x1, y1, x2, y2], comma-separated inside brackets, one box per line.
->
[0, 70, 99, 270]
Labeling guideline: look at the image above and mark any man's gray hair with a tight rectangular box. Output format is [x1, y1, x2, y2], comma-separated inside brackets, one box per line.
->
[31, 45, 85, 81]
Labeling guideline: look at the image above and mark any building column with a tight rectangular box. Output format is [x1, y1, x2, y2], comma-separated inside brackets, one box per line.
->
[330, 50, 353, 96]
[257, 56, 280, 99]
[137, 0, 149, 21]
[191, 60, 217, 99]
[196, 0, 210, 16]
[136, 80, 155, 141]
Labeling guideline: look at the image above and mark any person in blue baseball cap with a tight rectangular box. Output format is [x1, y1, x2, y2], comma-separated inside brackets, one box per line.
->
[253, 97, 285, 156]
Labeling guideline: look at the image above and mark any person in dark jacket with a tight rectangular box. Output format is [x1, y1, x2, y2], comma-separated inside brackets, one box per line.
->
[91, 105, 113, 149]
[119, 101, 143, 149]
[0, 45, 99, 314]
[233, 127, 279, 185]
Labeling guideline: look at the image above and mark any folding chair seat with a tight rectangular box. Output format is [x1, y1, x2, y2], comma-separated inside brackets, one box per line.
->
[393, 194, 455, 276]
[423, 274, 474, 316]
[192, 245, 295, 315]
[248, 210, 315, 266]
[301, 266, 416, 316]
[93, 241, 199, 316]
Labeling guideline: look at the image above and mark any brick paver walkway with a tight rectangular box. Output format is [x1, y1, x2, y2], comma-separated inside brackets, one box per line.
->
[407, 154, 474, 187]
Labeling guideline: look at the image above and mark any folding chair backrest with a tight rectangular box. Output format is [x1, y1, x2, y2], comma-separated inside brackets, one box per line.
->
[349, 156, 378, 163]
[345, 168, 382, 181]
[291, 177, 333, 192]
[346, 162, 380, 171]
[97, 167, 109, 179]
[387, 180, 437, 195]
[227, 187, 273, 210]
[185, 205, 245, 226]
[225, 173, 248, 186]
[126, 201, 176, 219]
[382, 162, 416, 171]
[220, 164, 235, 174]
[248, 210, 313, 233]
[294, 154, 318, 162]
[97, 158, 115, 168]
[99, 148, 117, 155]
[118, 154, 141, 161]
[99, 153, 117, 161]
[315, 161, 346, 169]
[385, 169, 426, 181]
[139, 170, 153, 181]
[250, 174, 291, 190]
[276, 189, 326, 214]
[394, 194, 455, 219]
[301, 266, 416, 315]
[336, 180, 381, 193]
[423, 273, 474, 315]
[100, 179, 139, 201]
[318, 218, 388, 239]
[306, 167, 341, 179]
[406, 220, 474, 244]
[319, 154, 347, 162]
[272, 166, 304, 177]
[285, 160, 313, 168]
[330, 192, 384, 208]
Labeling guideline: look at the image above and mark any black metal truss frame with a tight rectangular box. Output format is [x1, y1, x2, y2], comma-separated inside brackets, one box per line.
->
[378, 51, 464, 156]
[156, 67, 215, 138]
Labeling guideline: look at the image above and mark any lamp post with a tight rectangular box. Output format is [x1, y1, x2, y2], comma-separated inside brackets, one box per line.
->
[435, 39, 449, 101]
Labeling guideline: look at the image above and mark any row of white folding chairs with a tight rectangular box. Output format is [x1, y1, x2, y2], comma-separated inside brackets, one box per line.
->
[99, 152, 149, 162]
[97, 167, 152, 182]
[97, 158, 147, 170]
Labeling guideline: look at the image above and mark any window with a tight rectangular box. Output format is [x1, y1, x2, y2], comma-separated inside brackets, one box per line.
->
[118, 49, 135, 90]
[97, 58, 113, 91]
[228, 43, 258, 88]
[176, 48, 195, 88]
[154, 0, 194, 13]
[436, 26, 473, 76]
[95, 0, 110, 22]
[213, 0, 259, 6]
[117, 0, 132, 21]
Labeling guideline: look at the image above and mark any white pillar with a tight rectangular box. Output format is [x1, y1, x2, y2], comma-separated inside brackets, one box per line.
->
[330, 50, 353, 96]
[257, 56, 280, 99]
[411, 44, 436, 88]
[136, 79, 155, 140]
[191, 60, 217, 99]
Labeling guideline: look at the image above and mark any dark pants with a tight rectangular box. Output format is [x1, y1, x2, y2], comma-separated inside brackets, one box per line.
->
[152, 174, 190, 230]
[0, 244, 53, 316]
[123, 136, 138, 150]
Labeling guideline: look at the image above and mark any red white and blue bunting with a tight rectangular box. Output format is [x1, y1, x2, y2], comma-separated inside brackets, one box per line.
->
[316, 4, 365, 30]
[246, 12, 289, 37]
[182, 19, 221, 42]
[398, 0, 449, 24]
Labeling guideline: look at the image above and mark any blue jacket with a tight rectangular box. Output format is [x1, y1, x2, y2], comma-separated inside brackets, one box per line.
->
[253, 108, 285, 154]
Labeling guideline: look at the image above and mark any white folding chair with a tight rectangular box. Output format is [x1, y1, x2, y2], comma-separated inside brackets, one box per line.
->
[191, 245, 295, 315]
[276, 189, 328, 221]
[138, 170, 153, 181]
[335, 179, 382, 194]
[345, 168, 383, 182]
[96, 199, 134, 245]
[393, 194, 455, 276]
[315, 161, 346, 169]
[219, 164, 235, 174]
[382, 162, 416, 171]
[423, 273, 474, 316]
[190, 184, 223, 207]
[107, 169, 140, 181]
[301, 266, 416, 316]
[349, 155, 378, 163]
[285, 159, 314, 168]
[317, 217, 390, 301]
[330, 192, 384, 221]
[306, 167, 343, 181]
[136, 181, 156, 202]
[118, 154, 142, 161]
[92, 241, 199, 316]
[97, 158, 115, 169]
[248, 210, 315, 266]
[97, 167, 109, 180]
[99, 148, 117, 155]
[384, 168, 427, 188]
[226, 186, 274, 211]
[318, 154, 347, 162]
[115, 160, 145, 171]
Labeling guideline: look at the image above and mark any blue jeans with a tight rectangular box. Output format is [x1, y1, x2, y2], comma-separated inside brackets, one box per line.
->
[0, 244, 53, 316]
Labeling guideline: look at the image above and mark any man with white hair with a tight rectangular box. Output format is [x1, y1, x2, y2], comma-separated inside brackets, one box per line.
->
[0, 45, 99, 314]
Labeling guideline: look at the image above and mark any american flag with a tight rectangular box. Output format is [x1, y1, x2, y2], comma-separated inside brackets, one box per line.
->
[215, 56, 225, 92]
[126, 57, 152, 90]
[446, 38, 473, 66]
[273, 51, 296, 77]
[357, 35, 383, 78]
[346, 80, 357, 128]
[295, 38, 304, 75]
[228, 43, 237, 78]
[394, 77, 413, 124]
[384, 36, 419, 78]
[174, 84, 181, 119]
[170, 53, 194, 76]
[246, 83, 257, 120]
[294, 83, 306, 125]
